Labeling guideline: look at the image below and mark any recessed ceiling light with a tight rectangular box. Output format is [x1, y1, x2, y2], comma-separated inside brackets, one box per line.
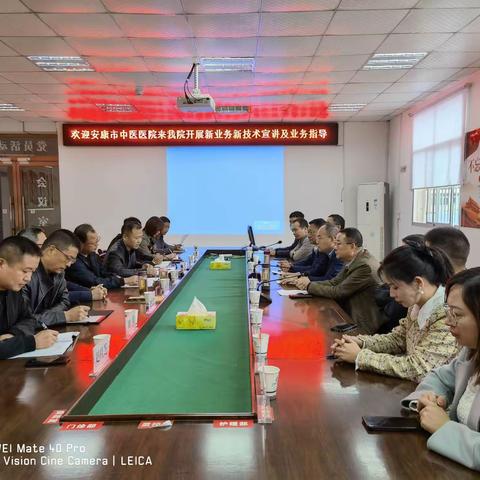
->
[363, 52, 427, 70]
[215, 106, 250, 114]
[96, 104, 136, 113]
[328, 103, 366, 112]
[28, 55, 94, 72]
[0, 103, 25, 111]
[201, 57, 255, 72]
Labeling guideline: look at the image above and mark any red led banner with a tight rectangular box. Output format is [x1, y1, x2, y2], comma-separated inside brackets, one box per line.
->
[63, 123, 338, 147]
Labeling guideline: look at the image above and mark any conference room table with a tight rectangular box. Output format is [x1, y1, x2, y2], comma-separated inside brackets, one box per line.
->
[1, 249, 477, 480]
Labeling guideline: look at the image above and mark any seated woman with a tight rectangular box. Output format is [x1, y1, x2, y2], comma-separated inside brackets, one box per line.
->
[331, 240, 459, 382]
[401, 268, 480, 471]
[137, 216, 170, 264]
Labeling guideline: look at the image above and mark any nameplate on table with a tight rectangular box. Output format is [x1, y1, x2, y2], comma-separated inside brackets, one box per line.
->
[60, 422, 104, 431]
[213, 420, 254, 429]
[43, 410, 66, 425]
[91, 341, 110, 377]
[138, 420, 173, 430]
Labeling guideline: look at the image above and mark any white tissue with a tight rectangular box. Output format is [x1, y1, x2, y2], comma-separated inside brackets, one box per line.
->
[187, 297, 208, 314]
[218, 254, 225, 262]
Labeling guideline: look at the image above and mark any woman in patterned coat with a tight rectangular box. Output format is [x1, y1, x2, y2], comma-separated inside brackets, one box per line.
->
[330, 240, 459, 382]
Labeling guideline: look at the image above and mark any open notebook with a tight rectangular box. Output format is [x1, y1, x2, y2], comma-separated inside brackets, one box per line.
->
[10, 331, 80, 359]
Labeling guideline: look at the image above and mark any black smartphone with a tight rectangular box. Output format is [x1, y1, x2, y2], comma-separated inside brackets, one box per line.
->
[362, 416, 420, 432]
[330, 323, 357, 333]
[25, 356, 70, 368]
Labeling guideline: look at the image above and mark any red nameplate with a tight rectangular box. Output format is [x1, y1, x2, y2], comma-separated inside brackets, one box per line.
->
[138, 420, 173, 429]
[60, 422, 104, 431]
[213, 420, 254, 429]
[43, 410, 66, 425]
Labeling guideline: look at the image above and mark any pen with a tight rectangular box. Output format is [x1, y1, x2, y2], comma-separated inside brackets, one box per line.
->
[40, 321, 48, 330]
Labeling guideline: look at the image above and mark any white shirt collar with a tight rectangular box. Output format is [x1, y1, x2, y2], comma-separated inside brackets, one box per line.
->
[411, 285, 445, 330]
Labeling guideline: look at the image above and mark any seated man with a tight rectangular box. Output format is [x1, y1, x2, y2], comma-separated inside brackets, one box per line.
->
[107, 216, 142, 251]
[22, 229, 91, 327]
[275, 218, 313, 263]
[425, 226, 470, 274]
[327, 213, 345, 230]
[67, 224, 138, 289]
[154, 216, 181, 255]
[306, 228, 384, 334]
[104, 219, 156, 277]
[269, 211, 305, 257]
[293, 222, 344, 286]
[18, 227, 105, 305]
[280, 218, 327, 277]
[0, 236, 58, 359]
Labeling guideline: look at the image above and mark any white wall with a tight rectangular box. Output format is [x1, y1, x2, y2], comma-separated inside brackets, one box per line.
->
[387, 69, 480, 267]
[56, 122, 388, 251]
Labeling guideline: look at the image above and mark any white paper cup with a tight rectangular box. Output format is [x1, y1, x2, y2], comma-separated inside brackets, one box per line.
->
[160, 278, 170, 292]
[249, 289, 261, 307]
[250, 307, 263, 326]
[93, 333, 111, 347]
[246, 249, 254, 260]
[259, 365, 280, 398]
[124, 309, 138, 327]
[170, 270, 179, 282]
[189, 254, 195, 265]
[247, 261, 255, 273]
[253, 333, 269, 355]
[253, 254, 260, 264]
[144, 291, 155, 307]
[248, 278, 259, 290]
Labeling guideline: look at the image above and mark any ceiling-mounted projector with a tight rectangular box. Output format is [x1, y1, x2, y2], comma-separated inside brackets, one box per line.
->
[177, 63, 216, 113]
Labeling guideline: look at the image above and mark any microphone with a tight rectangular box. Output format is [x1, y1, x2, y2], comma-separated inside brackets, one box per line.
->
[256, 273, 301, 290]
[259, 240, 282, 250]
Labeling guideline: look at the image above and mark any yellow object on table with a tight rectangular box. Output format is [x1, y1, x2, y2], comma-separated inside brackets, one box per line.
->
[175, 312, 217, 330]
[209, 260, 231, 270]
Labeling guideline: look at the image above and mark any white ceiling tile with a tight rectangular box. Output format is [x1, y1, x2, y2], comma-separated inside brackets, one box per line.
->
[436, 33, 480, 51]
[102, 0, 183, 14]
[417, 51, 480, 69]
[114, 14, 191, 38]
[351, 113, 388, 121]
[300, 83, 345, 93]
[372, 92, 423, 103]
[23, 84, 73, 94]
[334, 93, 379, 103]
[0, 94, 49, 104]
[195, 38, 257, 57]
[1, 72, 59, 83]
[257, 36, 321, 56]
[260, 12, 333, 36]
[153, 72, 188, 85]
[350, 69, 407, 82]
[339, 0, 418, 8]
[250, 94, 292, 104]
[327, 112, 353, 120]
[0, 14, 56, 36]
[1, 36, 79, 56]
[262, 0, 339, 11]
[309, 55, 369, 72]
[144, 57, 194, 73]
[417, 0, 480, 7]
[316, 35, 386, 55]
[394, 9, 480, 33]
[303, 71, 355, 83]
[88, 56, 149, 72]
[131, 38, 195, 57]
[0, 84, 34, 94]
[327, 10, 408, 35]
[40, 14, 123, 37]
[254, 72, 305, 85]
[256, 57, 312, 73]
[0, 40, 18, 55]
[384, 81, 441, 93]
[182, 0, 260, 14]
[66, 38, 137, 57]
[362, 101, 408, 110]
[0, 76, 13, 84]
[188, 13, 259, 37]
[0, 1, 29, 13]
[102, 72, 155, 85]
[352, 109, 392, 116]
[22, 0, 106, 12]
[291, 94, 336, 103]
[398, 67, 460, 82]
[376, 33, 452, 53]
[340, 83, 391, 93]
[205, 71, 255, 86]
[46, 71, 107, 84]
[462, 16, 480, 33]
[447, 67, 479, 80]
[0, 57, 40, 72]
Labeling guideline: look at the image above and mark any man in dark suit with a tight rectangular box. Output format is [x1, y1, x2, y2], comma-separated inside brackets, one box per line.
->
[0, 236, 57, 359]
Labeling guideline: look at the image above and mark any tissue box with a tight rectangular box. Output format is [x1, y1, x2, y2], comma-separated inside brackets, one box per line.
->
[209, 260, 231, 270]
[175, 312, 217, 330]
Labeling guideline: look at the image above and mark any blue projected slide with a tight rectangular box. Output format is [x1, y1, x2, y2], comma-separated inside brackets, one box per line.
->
[167, 146, 284, 235]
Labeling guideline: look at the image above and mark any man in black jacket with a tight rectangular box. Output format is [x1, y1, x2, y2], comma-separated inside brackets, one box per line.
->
[23, 229, 90, 327]
[104, 220, 156, 277]
[268, 211, 305, 258]
[0, 236, 57, 359]
[67, 224, 138, 288]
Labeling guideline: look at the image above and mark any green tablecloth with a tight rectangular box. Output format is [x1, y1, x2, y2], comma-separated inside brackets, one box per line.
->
[84, 256, 252, 415]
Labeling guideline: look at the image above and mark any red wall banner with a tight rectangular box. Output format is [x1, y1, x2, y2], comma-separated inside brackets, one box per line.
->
[63, 123, 338, 147]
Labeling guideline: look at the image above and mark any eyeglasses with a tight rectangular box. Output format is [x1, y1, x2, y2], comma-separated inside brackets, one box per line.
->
[52, 245, 77, 265]
[443, 303, 460, 326]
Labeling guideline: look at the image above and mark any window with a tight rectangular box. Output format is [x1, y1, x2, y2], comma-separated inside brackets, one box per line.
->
[411, 91, 466, 225]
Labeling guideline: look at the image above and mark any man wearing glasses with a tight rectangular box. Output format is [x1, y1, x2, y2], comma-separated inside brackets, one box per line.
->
[22, 229, 90, 327]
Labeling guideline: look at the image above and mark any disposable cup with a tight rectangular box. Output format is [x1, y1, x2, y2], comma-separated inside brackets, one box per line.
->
[259, 365, 280, 398]
[253, 333, 269, 355]
[250, 307, 263, 326]
[249, 289, 261, 307]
